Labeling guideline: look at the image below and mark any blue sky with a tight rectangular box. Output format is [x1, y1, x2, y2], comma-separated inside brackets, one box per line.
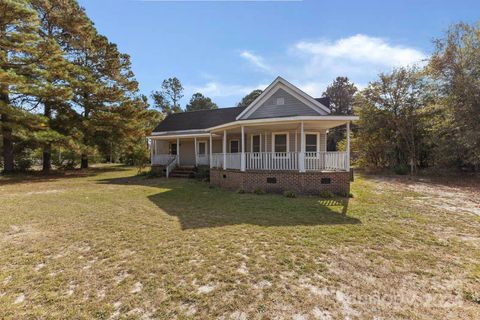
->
[78, 0, 479, 108]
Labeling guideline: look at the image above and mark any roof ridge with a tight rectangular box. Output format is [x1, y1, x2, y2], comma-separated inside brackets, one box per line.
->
[174, 106, 244, 115]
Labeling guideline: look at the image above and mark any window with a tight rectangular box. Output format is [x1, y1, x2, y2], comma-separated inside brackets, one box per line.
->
[273, 133, 288, 153]
[305, 133, 318, 153]
[276, 97, 285, 105]
[198, 142, 206, 155]
[170, 143, 177, 155]
[230, 140, 239, 153]
[251, 135, 261, 153]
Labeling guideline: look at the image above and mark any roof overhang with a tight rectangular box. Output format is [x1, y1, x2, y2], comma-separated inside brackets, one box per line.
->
[209, 116, 359, 132]
[148, 116, 358, 138]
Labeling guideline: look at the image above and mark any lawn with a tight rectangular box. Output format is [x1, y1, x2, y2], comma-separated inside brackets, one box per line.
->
[0, 165, 479, 319]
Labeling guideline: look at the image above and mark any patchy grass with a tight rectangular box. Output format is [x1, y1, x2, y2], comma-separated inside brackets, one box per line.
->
[0, 165, 479, 319]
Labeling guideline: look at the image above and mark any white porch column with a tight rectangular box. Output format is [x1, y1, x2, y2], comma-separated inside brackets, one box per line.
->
[150, 139, 153, 164]
[194, 137, 198, 167]
[209, 133, 213, 168]
[177, 137, 180, 166]
[241, 126, 245, 172]
[223, 130, 227, 170]
[346, 121, 351, 171]
[299, 121, 305, 172]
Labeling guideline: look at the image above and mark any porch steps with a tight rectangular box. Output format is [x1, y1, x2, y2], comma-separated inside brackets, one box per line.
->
[169, 167, 196, 178]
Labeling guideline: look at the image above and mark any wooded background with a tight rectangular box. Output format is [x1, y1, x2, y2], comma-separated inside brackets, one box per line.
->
[1, 0, 479, 174]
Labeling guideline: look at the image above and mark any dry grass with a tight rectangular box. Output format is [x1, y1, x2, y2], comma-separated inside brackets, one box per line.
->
[0, 165, 479, 319]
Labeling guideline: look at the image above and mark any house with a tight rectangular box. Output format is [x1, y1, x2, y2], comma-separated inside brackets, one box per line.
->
[148, 77, 359, 194]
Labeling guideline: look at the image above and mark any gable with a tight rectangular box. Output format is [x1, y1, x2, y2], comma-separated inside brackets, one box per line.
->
[245, 88, 324, 119]
[237, 77, 330, 120]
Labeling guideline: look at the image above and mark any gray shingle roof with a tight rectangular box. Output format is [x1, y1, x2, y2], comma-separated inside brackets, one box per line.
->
[152, 107, 246, 133]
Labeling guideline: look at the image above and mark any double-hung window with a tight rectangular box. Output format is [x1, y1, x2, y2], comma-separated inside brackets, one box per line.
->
[273, 133, 289, 154]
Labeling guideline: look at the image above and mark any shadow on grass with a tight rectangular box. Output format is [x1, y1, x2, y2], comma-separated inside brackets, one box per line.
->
[0, 164, 131, 185]
[100, 175, 360, 229]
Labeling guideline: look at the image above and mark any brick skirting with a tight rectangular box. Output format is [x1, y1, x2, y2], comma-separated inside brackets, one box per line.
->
[210, 169, 350, 195]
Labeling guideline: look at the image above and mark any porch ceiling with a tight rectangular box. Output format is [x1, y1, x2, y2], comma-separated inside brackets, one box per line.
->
[211, 119, 349, 134]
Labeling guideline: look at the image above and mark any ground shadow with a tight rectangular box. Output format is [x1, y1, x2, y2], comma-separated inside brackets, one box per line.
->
[0, 164, 131, 186]
[100, 175, 360, 229]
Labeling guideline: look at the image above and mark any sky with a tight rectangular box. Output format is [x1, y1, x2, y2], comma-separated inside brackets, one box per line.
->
[78, 0, 479, 108]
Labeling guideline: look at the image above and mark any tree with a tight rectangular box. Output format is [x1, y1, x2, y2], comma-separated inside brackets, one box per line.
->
[236, 89, 262, 108]
[185, 92, 218, 112]
[31, 0, 94, 172]
[151, 77, 183, 115]
[428, 22, 480, 170]
[72, 32, 139, 169]
[0, 0, 48, 172]
[355, 67, 431, 174]
[323, 77, 357, 115]
[322, 77, 358, 151]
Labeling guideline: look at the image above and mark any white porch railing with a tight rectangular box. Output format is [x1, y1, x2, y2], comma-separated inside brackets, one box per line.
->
[211, 153, 224, 169]
[225, 153, 241, 170]
[152, 154, 177, 166]
[157, 152, 348, 172]
[246, 152, 299, 171]
[197, 154, 209, 166]
[305, 152, 348, 171]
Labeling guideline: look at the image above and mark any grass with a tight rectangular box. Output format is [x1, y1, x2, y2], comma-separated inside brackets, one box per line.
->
[0, 165, 479, 319]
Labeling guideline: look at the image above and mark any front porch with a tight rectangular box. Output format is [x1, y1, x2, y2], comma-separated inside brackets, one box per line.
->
[150, 119, 351, 174]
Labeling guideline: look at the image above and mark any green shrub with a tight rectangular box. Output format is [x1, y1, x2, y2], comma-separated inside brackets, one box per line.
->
[319, 190, 335, 198]
[393, 164, 409, 175]
[283, 190, 296, 198]
[194, 167, 210, 181]
[335, 191, 354, 198]
[253, 187, 265, 195]
[237, 188, 245, 194]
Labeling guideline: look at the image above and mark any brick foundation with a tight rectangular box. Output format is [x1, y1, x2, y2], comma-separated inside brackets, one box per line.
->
[210, 169, 350, 195]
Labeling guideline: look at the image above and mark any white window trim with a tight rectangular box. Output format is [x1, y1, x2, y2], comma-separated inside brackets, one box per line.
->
[272, 132, 290, 155]
[305, 132, 320, 155]
[229, 139, 240, 153]
[197, 140, 207, 155]
[250, 134, 262, 153]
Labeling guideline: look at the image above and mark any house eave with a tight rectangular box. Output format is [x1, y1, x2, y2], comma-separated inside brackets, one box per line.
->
[148, 116, 358, 139]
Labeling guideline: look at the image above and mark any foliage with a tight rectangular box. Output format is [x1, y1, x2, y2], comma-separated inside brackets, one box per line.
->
[319, 190, 334, 198]
[151, 77, 184, 115]
[354, 67, 432, 173]
[428, 22, 480, 170]
[236, 89, 263, 108]
[253, 187, 265, 195]
[185, 92, 218, 112]
[193, 167, 210, 181]
[322, 77, 357, 151]
[283, 190, 296, 198]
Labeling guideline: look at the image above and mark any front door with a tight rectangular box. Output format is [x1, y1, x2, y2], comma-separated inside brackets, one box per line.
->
[170, 143, 177, 155]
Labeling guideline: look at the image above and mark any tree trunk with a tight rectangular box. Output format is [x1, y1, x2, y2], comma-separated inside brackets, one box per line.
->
[0, 86, 14, 173]
[42, 102, 52, 173]
[1, 115, 14, 173]
[81, 154, 88, 169]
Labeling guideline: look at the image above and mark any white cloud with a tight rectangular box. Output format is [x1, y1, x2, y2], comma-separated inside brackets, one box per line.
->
[236, 34, 426, 97]
[187, 34, 426, 106]
[187, 81, 266, 98]
[240, 50, 272, 72]
[294, 34, 426, 68]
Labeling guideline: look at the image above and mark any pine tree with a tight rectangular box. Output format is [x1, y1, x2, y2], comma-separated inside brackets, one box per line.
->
[0, 0, 44, 172]
[31, 0, 95, 172]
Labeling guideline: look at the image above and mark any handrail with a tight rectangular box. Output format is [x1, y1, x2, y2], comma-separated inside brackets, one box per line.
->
[165, 156, 177, 178]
